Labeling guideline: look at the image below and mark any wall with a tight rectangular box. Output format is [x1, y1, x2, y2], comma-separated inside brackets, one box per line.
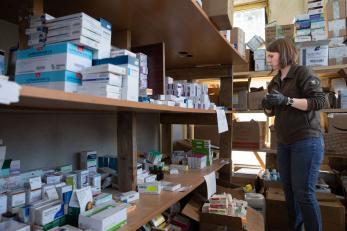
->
[268, 0, 305, 25]
[0, 19, 18, 74]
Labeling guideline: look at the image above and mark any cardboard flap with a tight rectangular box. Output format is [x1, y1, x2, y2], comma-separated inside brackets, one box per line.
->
[181, 197, 202, 222]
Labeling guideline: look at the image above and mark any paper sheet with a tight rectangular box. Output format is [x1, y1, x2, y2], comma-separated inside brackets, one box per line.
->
[0, 79, 21, 105]
[204, 171, 216, 199]
[216, 109, 228, 133]
[29, 176, 42, 190]
[45, 186, 59, 200]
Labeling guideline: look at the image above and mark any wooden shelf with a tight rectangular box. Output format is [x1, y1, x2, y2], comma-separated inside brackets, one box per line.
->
[4, 86, 226, 114]
[232, 110, 264, 113]
[232, 148, 277, 153]
[321, 109, 347, 113]
[1, 0, 246, 68]
[104, 159, 229, 231]
[233, 64, 347, 79]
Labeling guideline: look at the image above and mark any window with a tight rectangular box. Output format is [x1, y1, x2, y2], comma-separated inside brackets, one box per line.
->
[233, 7, 266, 43]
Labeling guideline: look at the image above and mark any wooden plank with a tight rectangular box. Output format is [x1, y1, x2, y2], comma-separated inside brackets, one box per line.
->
[161, 124, 172, 156]
[253, 151, 266, 169]
[167, 65, 233, 80]
[220, 76, 234, 109]
[108, 159, 228, 231]
[160, 112, 233, 125]
[38, 0, 246, 68]
[132, 43, 165, 95]
[219, 124, 233, 181]
[117, 112, 137, 192]
[11, 86, 221, 114]
[112, 30, 131, 50]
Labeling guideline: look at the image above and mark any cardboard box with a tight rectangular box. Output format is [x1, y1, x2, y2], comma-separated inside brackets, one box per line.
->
[266, 187, 345, 231]
[326, 0, 346, 21]
[247, 90, 267, 110]
[15, 42, 92, 75]
[233, 81, 248, 110]
[266, 24, 294, 43]
[299, 44, 328, 66]
[202, 0, 233, 30]
[232, 120, 266, 149]
[328, 19, 347, 38]
[78, 204, 127, 231]
[328, 46, 347, 65]
[15, 70, 82, 93]
[254, 49, 266, 60]
[230, 27, 245, 56]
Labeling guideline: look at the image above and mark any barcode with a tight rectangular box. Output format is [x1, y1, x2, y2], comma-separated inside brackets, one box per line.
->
[310, 59, 324, 63]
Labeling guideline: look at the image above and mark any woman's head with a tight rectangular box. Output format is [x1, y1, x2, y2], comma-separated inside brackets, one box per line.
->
[266, 38, 298, 70]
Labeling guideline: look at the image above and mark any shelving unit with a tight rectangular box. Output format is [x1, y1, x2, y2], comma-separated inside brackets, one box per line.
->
[0, 1, 245, 230]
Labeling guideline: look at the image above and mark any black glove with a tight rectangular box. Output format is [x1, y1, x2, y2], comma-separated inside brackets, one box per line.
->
[262, 98, 273, 110]
[266, 90, 289, 106]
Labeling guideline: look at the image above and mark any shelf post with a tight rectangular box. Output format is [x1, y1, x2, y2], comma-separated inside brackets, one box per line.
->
[219, 66, 233, 109]
[161, 124, 172, 156]
[117, 112, 137, 192]
[218, 114, 233, 181]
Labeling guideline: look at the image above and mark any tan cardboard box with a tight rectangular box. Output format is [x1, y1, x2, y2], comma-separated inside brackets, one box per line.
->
[230, 27, 245, 56]
[328, 18, 347, 38]
[202, 0, 233, 30]
[247, 90, 267, 110]
[266, 187, 345, 231]
[232, 120, 266, 149]
[326, 0, 346, 21]
[265, 24, 294, 43]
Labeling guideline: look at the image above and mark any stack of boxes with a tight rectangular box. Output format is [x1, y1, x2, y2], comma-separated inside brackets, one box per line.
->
[230, 27, 246, 57]
[254, 49, 270, 71]
[78, 64, 126, 99]
[327, 0, 347, 65]
[93, 52, 140, 101]
[137, 53, 149, 97]
[26, 14, 54, 47]
[15, 42, 92, 92]
[295, 14, 312, 42]
[191, 139, 213, 167]
[265, 24, 294, 45]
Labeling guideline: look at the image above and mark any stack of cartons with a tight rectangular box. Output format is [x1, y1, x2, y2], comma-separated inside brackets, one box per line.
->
[26, 14, 54, 47]
[79, 64, 126, 99]
[230, 27, 245, 57]
[254, 49, 270, 71]
[265, 24, 294, 44]
[137, 53, 149, 96]
[192, 139, 212, 166]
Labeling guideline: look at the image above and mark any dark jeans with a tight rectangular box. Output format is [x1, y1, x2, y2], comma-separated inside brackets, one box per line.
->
[277, 136, 324, 231]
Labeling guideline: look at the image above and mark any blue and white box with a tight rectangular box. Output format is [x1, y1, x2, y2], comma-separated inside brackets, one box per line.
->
[15, 42, 92, 75]
[94, 18, 112, 59]
[15, 70, 82, 93]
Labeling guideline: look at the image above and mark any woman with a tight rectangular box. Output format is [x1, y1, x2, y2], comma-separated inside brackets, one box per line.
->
[262, 38, 325, 231]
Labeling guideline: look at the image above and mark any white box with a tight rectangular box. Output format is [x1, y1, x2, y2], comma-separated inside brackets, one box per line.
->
[35, 201, 64, 225]
[82, 72, 123, 87]
[255, 59, 266, 71]
[311, 28, 326, 36]
[79, 204, 127, 231]
[119, 191, 139, 203]
[122, 77, 139, 101]
[26, 189, 42, 204]
[137, 182, 162, 194]
[47, 27, 101, 44]
[247, 35, 264, 52]
[329, 37, 346, 47]
[0, 194, 7, 214]
[44, 173, 62, 185]
[89, 173, 101, 195]
[311, 21, 325, 29]
[93, 193, 112, 206]
[312, 34, 328, 41]
[15, 42, 92, 75]
[15, 70, 81, 93]
[0, 220, 30, 231]
[76, 170, 89, 189]
[94, 18, 112, 59]
[295, 14, 310, 21]
[161, 181, 181, 192]
[107, 84, 122, 94]
[295, 35, 312, 43]
[47, 12, 100, 30]
[308, 0, 323, 9]
[300, 44, 328, 66]
[7, 190, 26, 213]
[47, 18, 100, 38]
[111, 49, 136, 58]
[144, 174, 157, 183]
[83, 64, 126, 76]
[296, 29, 311, 36]
[308, 7, 323, 16]
[253, 49, 266, 60]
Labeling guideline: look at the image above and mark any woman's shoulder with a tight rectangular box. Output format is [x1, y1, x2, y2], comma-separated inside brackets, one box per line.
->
[294, 65, 315, 79]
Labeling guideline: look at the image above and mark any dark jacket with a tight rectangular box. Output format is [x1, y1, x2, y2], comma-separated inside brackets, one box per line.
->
[266, 65, 325, 144]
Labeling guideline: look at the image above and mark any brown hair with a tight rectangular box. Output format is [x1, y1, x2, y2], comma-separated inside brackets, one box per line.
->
[266, 38, 298, 69]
